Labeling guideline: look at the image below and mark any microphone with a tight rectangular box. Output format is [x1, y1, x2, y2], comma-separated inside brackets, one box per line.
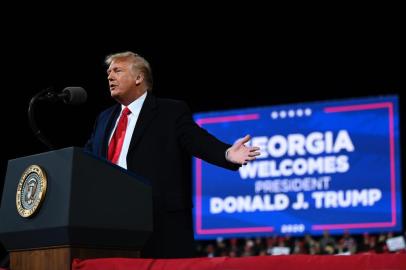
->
[39, 86, 87, 105]
[28, 86, 88, 149]
[59, 86, 88, 105]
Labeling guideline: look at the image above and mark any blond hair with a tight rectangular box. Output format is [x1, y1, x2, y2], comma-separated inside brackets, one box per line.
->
[105, 51, 153, 90]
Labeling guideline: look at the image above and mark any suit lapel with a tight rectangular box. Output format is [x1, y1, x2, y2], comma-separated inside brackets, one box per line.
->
[128, 92, 158, 153]
[102, 104, 121, 158]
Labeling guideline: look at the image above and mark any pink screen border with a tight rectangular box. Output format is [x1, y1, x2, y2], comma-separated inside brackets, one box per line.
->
[194, 102, 397, 235]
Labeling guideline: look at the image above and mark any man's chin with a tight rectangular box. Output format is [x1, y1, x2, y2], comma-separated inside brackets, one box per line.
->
[110, 91, 120, 98]
[111, 92, 127, 104]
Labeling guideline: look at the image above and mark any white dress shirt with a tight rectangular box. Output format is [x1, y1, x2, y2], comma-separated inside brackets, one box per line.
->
[108, 92, 147, 169]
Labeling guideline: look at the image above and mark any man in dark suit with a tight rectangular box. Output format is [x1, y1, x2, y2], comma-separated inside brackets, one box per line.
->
[85, 51, 260, 258]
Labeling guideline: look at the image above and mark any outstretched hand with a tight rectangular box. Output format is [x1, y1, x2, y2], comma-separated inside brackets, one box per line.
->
[226, 135, 260, 165]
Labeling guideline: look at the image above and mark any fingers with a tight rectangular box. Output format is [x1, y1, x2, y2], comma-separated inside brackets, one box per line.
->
[237, 134, 251, 146]
[241, 156, 255, 166]
[249, 147, 260, 153]
[240, 156, 258, 165]
[248, 152, 261, 157]
[248, 146, 260, 157]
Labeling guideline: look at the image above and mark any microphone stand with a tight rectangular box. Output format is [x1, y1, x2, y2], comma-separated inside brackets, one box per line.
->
[28, 88, 55, 150]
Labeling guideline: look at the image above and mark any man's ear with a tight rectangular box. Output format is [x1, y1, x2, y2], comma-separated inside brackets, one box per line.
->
[135, 73, 144, 86]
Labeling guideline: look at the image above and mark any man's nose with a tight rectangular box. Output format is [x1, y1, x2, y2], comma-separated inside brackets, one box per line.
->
[108, 73, 115, 81]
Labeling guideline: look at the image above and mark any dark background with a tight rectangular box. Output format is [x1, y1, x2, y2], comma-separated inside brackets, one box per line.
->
[0, 14, 404, 258]
[1, 32, 404, 160]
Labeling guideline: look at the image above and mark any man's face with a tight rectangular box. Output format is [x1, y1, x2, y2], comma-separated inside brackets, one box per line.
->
[107, 59, 139, 104]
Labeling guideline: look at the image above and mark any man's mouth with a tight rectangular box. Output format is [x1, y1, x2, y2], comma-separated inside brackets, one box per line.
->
[110, 84, 118, 91]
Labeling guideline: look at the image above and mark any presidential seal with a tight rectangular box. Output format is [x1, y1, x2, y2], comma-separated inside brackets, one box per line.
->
[16, 165, 47, 218]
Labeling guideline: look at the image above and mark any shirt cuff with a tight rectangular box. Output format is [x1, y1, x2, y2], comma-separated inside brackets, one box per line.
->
[225, 148, 231, 162]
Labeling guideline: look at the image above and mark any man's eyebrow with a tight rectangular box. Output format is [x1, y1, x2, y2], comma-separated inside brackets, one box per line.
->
[107, 67, 122, 73]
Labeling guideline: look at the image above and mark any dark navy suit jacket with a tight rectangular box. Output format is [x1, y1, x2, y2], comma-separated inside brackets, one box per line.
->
[85, 93, 239, 258]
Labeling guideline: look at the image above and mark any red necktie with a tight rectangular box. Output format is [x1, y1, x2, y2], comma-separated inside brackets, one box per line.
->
[108, 107, 131, 164]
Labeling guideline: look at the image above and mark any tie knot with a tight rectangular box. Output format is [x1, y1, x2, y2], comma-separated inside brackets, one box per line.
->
[122, 107, 131, 116]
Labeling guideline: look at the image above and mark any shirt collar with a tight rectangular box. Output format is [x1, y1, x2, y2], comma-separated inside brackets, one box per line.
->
[121, 91, 147, 115]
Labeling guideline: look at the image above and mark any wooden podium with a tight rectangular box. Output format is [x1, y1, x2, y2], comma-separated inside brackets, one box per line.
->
[0, 147, 153, 270]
